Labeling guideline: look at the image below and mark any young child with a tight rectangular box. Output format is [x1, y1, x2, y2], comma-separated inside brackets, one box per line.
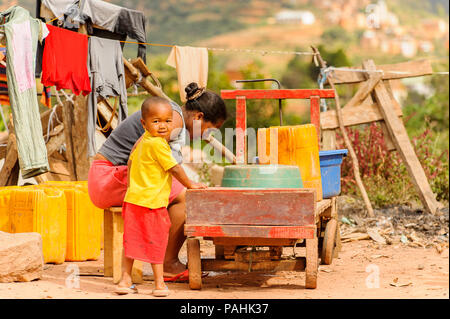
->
[115, 97, 206, 297]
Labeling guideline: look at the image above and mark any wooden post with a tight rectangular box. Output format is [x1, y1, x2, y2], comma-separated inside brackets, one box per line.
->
[236, 96, 247, 164]
[312, 46, 374, 217]
[0, 129, 18, 186]
[310, 96, 321, 144]
[62, 101, 77, 181]
[363, 60, 442, 214]
[72, 95, 91, 180]
[104, 208, 143, 283]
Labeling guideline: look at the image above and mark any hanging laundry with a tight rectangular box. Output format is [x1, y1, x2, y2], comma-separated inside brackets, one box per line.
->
[0, 47, 9, 106]
[41, 0, 78, 22]
[41, 25, 91, 96]
[113, 8, 147, 62]
[0, 6, 50, 178]
[87, 36, 127, 156]
[41, 0, 147, 62]
[166, 46, 209, 103]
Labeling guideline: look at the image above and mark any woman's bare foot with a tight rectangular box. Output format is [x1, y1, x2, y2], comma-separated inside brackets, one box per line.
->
[163, 259, 186, 277]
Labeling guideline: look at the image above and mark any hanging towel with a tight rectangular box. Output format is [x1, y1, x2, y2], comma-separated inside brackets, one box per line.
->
[166, 46, 209, 103]
[0, 6, 50, 178]
[41, 25, 91, 96]
[87, 36, 127, 156]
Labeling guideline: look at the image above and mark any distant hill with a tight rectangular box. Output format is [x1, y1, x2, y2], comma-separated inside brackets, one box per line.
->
[5, 0, 448, 48]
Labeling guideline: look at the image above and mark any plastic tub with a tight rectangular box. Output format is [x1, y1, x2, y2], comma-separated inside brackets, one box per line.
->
[221, 164, 303, 188]
[319, 149, 348, 199]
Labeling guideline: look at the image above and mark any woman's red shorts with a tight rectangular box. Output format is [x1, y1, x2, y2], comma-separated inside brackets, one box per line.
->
[87, 160, 185, 209]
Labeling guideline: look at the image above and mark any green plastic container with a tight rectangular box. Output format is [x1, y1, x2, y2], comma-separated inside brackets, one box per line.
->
[221, 164, 303, 188]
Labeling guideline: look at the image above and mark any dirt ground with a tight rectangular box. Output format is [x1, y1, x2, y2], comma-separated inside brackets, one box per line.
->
[0, 238, 448, 299]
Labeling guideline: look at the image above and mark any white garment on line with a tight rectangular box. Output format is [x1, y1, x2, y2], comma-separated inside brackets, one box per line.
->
[166, 46, 209, 103]
[42, 0, 77, 19]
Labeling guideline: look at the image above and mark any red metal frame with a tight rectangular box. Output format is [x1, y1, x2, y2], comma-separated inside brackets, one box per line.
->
[221, 89, 336, 164]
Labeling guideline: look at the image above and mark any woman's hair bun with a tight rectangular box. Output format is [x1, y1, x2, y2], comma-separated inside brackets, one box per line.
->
[185, 82, 199, 99]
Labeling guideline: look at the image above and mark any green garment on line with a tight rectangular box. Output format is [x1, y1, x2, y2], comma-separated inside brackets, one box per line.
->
[0, 6, 49, 178]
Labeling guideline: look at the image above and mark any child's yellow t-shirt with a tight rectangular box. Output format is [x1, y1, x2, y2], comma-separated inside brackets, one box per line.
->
[124, 131, 178, 209]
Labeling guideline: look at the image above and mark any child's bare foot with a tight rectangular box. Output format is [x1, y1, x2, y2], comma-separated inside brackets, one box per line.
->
[115, 272, 136, 295]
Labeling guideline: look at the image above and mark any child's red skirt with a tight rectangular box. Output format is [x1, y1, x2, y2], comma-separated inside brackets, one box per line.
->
[122, 202, 172, 264]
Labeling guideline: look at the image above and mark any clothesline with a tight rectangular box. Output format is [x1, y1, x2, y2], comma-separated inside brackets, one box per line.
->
[45, 15, 317, 57]
[323, 66, 449, 76]
[91, 37, 318, 57]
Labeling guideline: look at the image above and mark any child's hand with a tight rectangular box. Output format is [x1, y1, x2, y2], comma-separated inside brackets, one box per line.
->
[188, 182, 207, 189]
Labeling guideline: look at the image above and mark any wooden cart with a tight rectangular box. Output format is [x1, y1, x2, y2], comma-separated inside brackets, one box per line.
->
[184, 188, 340, 289]
[184, 86, 340, 289]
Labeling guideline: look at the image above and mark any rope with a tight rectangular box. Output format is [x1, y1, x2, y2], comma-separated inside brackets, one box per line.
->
[60, 90, 75, 104]
[290, 239, 302, 260]
[46, 14, 65, 24]
[325, 66, 449, 77]
[317, 68, 329, 111]
[45, 104, 62, 143]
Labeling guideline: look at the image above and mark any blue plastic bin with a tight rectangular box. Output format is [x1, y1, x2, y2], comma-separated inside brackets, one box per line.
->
[319, 149, 348, 199]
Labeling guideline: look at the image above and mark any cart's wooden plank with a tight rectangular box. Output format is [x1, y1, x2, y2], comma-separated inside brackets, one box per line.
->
[201, 257, 306, 272]
[185, 225, 315, 239]
[316, 199, 332, 215]
[212, 237, 297, 246]
[186, 188, 316, 226]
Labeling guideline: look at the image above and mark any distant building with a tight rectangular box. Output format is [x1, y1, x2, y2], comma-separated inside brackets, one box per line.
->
[418, 41, 434, 54]
[400, 36, 418, 58]
[421, 19, 449, 39]
[275, 10, 316, 25]
[360, 30, 379, 50]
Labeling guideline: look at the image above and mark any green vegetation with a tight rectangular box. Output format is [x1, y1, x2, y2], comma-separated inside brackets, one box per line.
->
[338, 61, 449, 207]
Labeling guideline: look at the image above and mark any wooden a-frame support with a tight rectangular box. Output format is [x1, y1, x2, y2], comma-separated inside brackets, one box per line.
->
[320, 58, 442, 214]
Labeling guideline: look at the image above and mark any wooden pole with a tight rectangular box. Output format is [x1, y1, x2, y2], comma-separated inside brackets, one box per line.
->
[62, 100, 77, 181]
[312, 46, 374, 217]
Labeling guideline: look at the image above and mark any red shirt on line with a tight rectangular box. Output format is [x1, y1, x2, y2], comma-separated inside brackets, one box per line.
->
[42, 25, 91, 96]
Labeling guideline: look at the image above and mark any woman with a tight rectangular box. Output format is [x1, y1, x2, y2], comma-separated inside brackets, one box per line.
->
[88, 83, 227, 279]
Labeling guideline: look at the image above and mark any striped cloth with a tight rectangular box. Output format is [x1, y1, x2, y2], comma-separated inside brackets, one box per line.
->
[0, 46, 9, 106]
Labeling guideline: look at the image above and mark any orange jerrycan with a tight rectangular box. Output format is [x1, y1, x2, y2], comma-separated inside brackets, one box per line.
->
[9, 187, 67, 264]
[0, 187, 15, 232]
[258, 124, 322, 201]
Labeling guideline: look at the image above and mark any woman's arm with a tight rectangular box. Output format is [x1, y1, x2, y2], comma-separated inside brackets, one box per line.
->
[168, 164, 206, 189]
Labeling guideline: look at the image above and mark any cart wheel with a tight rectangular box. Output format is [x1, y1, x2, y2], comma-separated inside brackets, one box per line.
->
[187, 238, 202, 290]
[305, 237, 318, 289]
[321, 218, 338, 265]
[333, 223, 342, 258]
